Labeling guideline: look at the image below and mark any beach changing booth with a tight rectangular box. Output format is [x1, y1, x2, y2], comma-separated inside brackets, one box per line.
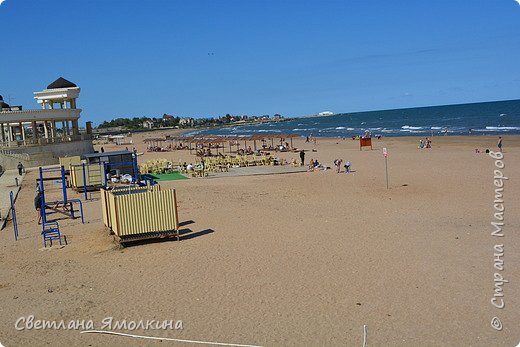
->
[59, 156, 81, 169]
[100, 185, 160, 231]
[68, 150, 139, 192]
[69, 163, 104, 192]
[100, 186, 180, 244]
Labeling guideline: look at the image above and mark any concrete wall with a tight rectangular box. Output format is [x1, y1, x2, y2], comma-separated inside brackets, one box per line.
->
[0, 140, 94, 170]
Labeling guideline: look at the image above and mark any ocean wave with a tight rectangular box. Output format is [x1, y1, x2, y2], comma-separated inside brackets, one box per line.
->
[431, 127, 443, 130]
[401, 126, 424, 130]
[256, 129, 282, 133]
[335, 127, 346, 130]
[230, 129, 253, 133]
[400, 129, 427, 133]
[292, 128, 317, 131]
[485, 126, 520, 130]
[469, 128, 517, 133]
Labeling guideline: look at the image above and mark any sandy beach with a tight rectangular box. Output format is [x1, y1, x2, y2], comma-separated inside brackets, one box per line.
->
[1, 133, 519, 346]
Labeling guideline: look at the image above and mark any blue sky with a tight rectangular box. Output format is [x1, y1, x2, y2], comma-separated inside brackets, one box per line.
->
[1, 0, 519, 125]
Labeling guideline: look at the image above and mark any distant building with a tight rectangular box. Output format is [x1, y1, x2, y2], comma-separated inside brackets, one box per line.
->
[142, 120, 155, 129]
[0, 98, 22, 112]
[179, 118, 194, 127]
[162, 114, 174, 121]
[92, 126, 125, 135]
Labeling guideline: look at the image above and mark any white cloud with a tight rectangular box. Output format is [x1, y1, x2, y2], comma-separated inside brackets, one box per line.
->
[0, 0, 5, 5]
[516, 0, 520, 5]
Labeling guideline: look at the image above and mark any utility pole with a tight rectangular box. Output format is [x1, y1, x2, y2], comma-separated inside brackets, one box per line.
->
[383, 147, 389, 189]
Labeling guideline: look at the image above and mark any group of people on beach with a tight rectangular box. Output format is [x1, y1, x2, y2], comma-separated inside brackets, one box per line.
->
[299, 147, 351, 173]
[333, 159, 351, 173]
[304, 157, 351, 173]
[305, 134, 317, 145]
[418, 137, 432, 149]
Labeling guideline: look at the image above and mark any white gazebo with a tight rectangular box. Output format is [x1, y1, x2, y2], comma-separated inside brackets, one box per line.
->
[0, 77, 84, 146]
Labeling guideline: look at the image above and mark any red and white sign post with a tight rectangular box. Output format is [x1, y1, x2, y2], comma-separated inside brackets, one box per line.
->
[383, 148, 389, 189]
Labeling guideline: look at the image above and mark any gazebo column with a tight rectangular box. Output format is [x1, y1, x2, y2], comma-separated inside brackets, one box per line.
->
[50, 120, 56, 139]
[31, 121, 38, 141]
[43, 121, 49, 138]
[8, 123, 14, 142]
[0, 123, 5, 142]
[72, 119, 79, 135]
[19, 122, 26, 142]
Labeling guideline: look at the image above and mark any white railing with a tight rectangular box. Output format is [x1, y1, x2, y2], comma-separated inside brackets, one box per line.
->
[0, 149, 30, 161]
[0, 134, 92, 148]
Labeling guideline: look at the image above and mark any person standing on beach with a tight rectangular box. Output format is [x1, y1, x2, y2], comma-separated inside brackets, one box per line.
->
[34, 190, 42, 222]
[17, 162, 24, 176]
[299, 150, 305, 166]
[498, 137, 503, 152]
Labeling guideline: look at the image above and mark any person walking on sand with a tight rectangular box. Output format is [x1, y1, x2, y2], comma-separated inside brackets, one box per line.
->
[299, 150, 305, 166]
[498, 136, 503, 152]
[17, 162, 24, 176]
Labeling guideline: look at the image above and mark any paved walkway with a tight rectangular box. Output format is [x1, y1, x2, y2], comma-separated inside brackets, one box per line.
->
[0, 169, 25, 230]
[205, 165, 308, 178]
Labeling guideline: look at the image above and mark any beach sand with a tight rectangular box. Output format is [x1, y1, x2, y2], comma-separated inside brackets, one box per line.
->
[0, 133, 519, 346]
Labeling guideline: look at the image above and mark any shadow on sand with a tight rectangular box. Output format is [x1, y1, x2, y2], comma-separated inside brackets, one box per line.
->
[119, 220, 214, 247]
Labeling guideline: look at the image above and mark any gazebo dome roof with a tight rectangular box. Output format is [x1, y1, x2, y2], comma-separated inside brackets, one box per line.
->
[47, 77, 77, 89]
[0, 101, 10, 109]
[0, 95, 3, 101]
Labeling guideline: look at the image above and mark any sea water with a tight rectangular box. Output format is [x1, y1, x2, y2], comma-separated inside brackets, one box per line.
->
[188, 99, 520, 137]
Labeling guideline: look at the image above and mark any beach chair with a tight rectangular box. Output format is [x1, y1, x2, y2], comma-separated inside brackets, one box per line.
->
[42, 221, 65, 247]
[246, 156, 256, 166]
